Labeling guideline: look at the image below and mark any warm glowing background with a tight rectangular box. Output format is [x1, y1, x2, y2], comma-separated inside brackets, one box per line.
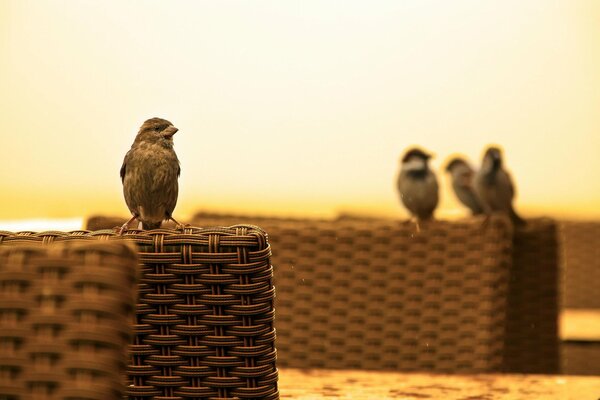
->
[1, 1, 599, 228]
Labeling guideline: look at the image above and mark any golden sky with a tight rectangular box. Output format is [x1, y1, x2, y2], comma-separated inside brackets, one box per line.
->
[1, 0, 599, 222]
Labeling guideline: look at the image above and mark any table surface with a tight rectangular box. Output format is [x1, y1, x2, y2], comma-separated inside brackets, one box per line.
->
[561, 309, 600, 341]
[278, 368, 600, 399]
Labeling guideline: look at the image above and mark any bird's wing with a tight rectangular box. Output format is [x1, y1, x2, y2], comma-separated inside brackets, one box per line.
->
[457, 170, 473, 188]
[120, 151, 130, 183]
[463, 189, 485, 214]
[487, 169, 517, 213]
[502, 170, 516, 199]
[177, 164, 180, 177]
[120, 163, 126, 183]
[507, 173, 516, 198]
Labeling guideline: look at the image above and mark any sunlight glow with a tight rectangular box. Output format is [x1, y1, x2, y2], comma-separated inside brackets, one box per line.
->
[1, 1, 599, 221]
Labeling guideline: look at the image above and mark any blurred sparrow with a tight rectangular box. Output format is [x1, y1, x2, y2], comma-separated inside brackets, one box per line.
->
[396, 148, 439, 222]
[445, 157, 485, 216]
[119, 118, 182, 233]
[474, 146, 525, 226]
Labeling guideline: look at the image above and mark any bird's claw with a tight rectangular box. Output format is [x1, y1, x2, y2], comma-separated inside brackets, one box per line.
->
[118, 224, 129, 236]
[167, 216, 190, 231]
[176, 223, 192, 231]
[480, 214, 491, 230]
[118, 215, 138, 236]
[408, 217, 421, 234]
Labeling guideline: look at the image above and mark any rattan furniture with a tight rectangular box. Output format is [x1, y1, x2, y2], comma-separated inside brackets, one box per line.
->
[559, 221, 600, 309]
[0, 240, 138, 400]
[193, 215, 514, 373]
[192, 214, 563, 374]
[0, 227, 279, 400]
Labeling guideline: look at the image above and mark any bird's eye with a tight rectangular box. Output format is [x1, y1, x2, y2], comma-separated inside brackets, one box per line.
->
[155, 126, 161, 132]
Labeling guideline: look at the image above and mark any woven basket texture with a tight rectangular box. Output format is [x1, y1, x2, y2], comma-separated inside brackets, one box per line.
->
[503, 219, 560, 374]
[0, 240, 138, 400]
[193, 214, 564, 374]
[0, 227, 279, 400]
[193, 214, 514, 373]
[559, 221, 600, 309]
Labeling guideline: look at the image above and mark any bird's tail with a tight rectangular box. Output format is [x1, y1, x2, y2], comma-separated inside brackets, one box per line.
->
[509, 208, 526, 227]
[142, 221, 162, 230]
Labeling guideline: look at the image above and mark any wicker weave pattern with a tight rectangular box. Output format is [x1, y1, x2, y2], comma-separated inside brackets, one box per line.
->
[0, 227, 279, 400]
[194, 215, 563, 374]
[503, 219, 560, 374]
[195, 216, 513, 373]
[0, 241, 138, 400]
[559, 221, 600, 309]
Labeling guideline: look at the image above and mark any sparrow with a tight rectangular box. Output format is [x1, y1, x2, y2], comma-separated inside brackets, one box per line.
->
[396, 147, 439, 222]
[119, 117, 182, 233]
[474, 146, 526, 226]
[445, 157, 485, 216]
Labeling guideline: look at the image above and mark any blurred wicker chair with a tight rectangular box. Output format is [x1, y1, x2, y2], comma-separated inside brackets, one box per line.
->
[558, 220, 600, 375]
[0, 241, 138, 400]
[559, 221, 600, 309]
[195, 214, 514, 373]
[85, 215, 176, 231]
[86, 215, 130, 231]
[194, 213, 564, 374]
[0, 227, 279, 400]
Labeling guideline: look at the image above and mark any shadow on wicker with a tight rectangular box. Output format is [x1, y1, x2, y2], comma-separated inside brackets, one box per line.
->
[503, 219, 560, 374]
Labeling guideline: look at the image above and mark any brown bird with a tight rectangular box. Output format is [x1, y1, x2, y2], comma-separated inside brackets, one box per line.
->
[474, 146, 525, 226]
[119, 118, 182, 233]
[445, 157, 485, 216]
[396, 147, 439, 222]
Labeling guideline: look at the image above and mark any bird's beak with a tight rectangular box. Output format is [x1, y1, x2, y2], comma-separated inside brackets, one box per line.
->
[163, 126, 178, 138]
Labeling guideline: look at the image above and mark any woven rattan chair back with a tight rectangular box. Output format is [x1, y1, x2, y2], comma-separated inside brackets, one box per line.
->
[194, 214, 562, 374]
[559, 220, 600, 309]
[194, 215, 513, 373]
[0, 240, 138, 400]
[0, 226, 279, 400]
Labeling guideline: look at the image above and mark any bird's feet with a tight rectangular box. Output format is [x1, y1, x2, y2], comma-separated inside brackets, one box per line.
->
[118, 222, 129, 236]
[118, 215, 138, 236]
[479, 213, 491, 231]
[168, 216, 191, 231]
[407, 216, 421, 234]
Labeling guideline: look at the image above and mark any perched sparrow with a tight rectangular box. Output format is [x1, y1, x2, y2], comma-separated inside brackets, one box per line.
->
[396, 148, 439, 221]
[119, 118, 181, 232]
[474, 146, 525, 226]
[445, 157, 485, 216]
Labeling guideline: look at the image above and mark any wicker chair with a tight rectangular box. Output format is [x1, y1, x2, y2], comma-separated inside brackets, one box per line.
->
[0, 227, 279, 400]
[558, 220, 600, 375]
[0, 241, 138, 400]
[193, 214, 514, 373]
[559, 221, 600, 309]
[193, 213, 565, 374]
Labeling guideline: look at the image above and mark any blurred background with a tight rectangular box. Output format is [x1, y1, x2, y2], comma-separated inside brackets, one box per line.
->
[1, 0, 599, 231]
[1, 0, 600, 379]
